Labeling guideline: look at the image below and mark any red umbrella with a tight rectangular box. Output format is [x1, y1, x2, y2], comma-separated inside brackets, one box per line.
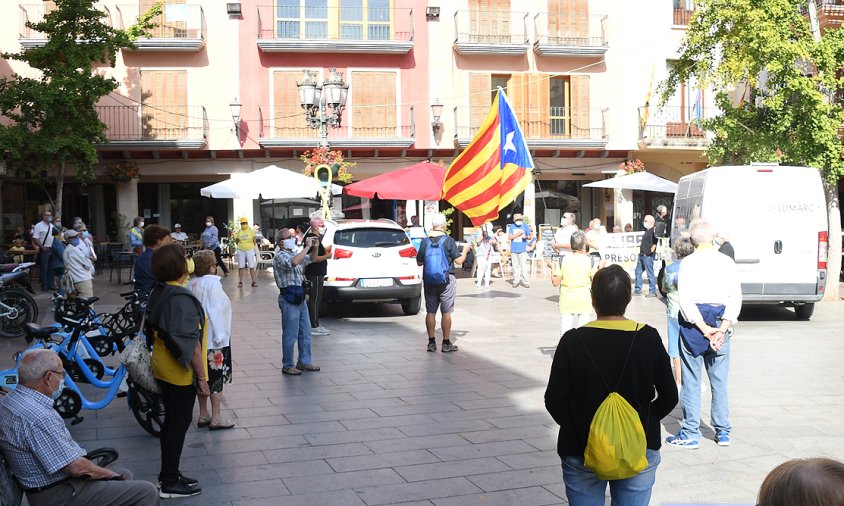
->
[343, 161, 445, 200]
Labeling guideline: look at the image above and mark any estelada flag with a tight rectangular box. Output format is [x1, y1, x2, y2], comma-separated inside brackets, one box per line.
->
[442, 88, 533, 226]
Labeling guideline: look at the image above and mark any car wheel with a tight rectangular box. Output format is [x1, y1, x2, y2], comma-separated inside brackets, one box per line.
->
[794, 303, 814, 320]
[402, 295, 421, 316]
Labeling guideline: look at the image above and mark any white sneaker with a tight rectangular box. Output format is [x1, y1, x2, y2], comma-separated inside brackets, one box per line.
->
[311, 326, 330, 336]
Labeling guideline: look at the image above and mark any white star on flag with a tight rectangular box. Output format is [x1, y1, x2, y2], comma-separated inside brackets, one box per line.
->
[502, 131, 516, 154]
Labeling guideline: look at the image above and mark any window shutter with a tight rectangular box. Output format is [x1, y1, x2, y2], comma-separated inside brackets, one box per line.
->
[352, 72, 396, 138]
[141, 70, 188, 139]
[548, 0, 588, 39]
[469, 73, 491, 131]
[523, 73, 550, 138]
[570, 75, 590, 139]
[273, 71, 308, 137]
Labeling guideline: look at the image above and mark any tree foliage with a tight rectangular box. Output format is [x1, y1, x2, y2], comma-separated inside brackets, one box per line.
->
[0, 0, 160, 212]
[662, 0, 844, 300]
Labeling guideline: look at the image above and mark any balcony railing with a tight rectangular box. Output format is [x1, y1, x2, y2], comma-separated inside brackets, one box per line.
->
[257, 104, 415, 148]
[453, 9, 529, 55]
[533, 13, 608, 56]
[802, 0, 844, 31]
[95, 104, 207, 148]
[19, 3, 113, 47]
[454, 106, 608, 148]
[638, 105, 713, 147]
[256, 4, 413, 53]
[115, 3, 206, 51]
[673, 1, 696, 25]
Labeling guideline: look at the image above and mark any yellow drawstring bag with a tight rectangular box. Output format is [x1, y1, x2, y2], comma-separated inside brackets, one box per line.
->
[577, 328, 648, 480]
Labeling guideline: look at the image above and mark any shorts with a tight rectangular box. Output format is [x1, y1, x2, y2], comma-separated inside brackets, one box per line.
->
[236, 249, 256, 269]
[424, 274, 457, 314]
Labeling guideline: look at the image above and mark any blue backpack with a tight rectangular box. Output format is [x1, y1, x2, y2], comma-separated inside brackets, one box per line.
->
[423, 237, 451, 286]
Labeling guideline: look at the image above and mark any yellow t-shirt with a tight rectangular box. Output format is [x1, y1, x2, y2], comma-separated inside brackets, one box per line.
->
[151, 284, 208, 386]
[235, 226, 256, 251]
[553, 253, 597, 315]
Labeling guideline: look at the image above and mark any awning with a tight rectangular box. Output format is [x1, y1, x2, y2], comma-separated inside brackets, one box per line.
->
[200, 164, 342, 199]
[583, 171, 677, 193]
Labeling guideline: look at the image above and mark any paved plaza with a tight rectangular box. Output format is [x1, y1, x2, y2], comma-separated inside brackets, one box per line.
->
[3, 267, 843, 505]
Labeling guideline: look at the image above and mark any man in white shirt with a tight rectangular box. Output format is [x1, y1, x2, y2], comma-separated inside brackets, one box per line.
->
[169, 224, 188, 243]
[31, 211, 55, 292]
[666, 218, 742, 450]
[62, 230, 95, 298]
[553, 213, 578, 256]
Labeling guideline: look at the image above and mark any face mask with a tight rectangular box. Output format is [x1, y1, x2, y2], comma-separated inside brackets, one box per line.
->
[45, 216, 53, 223]
[139, 222, 144, 228]
[54, 222, 61, 228]
[51, 378, 65, 400]
[69, 238, 80, 246]
[644, 221, 652, 229]
[282, 238, 297, 250]
[514, 220, 523, 226]
[241, 224, 248, 230]
[205, 222, 212, 227]
[81, 231, 90, 239]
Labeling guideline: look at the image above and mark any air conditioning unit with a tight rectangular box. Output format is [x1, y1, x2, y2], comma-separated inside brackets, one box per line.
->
[226, 3, 242, 16]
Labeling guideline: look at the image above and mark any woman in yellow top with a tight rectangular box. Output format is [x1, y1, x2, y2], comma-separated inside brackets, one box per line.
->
[552, 230, 604, 337]
[234, 216, 258, 288]
[147, 243, 209, 499]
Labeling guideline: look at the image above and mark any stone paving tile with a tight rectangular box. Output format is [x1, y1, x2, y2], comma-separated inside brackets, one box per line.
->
[283, 468, 407, 495]
[431, 485, 564, 506]
[327, 449, 439, 473]
[263, 442, 373, 464]
[364, 434, 471, 454]
[459, 425, 556, 444]
[284, 407, 377, 424]
[304, 427, 407, 446]
[216, 459, 333, 484]
[203, 435, 308, 455]
[234, 489, 366, 506]
[466, 466, 564, 493]
[245, 420, 346, 438]
[495, 451, 561, 470]
[340, 414, 436, 431]
[354, 477, 483, 505]
[394, 457, 510, 482]
[429, 440, 539, 461]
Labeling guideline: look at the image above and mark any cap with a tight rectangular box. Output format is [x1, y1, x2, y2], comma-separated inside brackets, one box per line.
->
[174, 223, 181, 228]
[64, 229, 79, 239]
[239, 216, 249, 223]
[513, 213, 523, 221]
[431, 213, 447, 227]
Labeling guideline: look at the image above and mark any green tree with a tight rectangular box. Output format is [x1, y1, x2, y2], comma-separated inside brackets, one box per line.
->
[0, 0, 160, 215]
[662, 0, 844, 300]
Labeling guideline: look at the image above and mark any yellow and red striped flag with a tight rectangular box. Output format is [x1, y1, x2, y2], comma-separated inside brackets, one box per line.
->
[442, 88, 533, 226]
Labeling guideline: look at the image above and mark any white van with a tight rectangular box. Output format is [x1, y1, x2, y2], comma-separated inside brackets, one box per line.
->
[670, 165, 829, 319]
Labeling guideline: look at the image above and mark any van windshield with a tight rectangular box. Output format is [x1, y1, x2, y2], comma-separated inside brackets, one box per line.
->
[334, 228, 410, 248]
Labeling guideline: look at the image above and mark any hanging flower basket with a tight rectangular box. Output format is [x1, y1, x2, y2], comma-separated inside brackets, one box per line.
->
[106, 161, 140, 183]
[619, 159, 645, 175]
[301, 147, 354, 183]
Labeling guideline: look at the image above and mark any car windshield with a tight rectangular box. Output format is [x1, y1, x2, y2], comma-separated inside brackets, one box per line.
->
[334, 227, 410, 248]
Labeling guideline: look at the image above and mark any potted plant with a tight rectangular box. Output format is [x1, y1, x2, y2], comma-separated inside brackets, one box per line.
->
[619, 159, 646, 174]
[300, 147, 355, 184]
[106, 161, 140, 183]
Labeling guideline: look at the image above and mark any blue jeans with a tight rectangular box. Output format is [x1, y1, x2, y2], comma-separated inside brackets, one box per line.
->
[38, 249, 53, 290]
[561, 449, 660, 506]
[679, 332, 732, 439]
[634, 255, 655, 294]
[278, 294, 313, 369]
[666, 315, 680, 358]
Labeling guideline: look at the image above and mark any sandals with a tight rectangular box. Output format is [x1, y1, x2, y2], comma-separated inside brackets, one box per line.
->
[209, 419, 236, 431]
[251, 282, 258, 287]
[237, 282, 243, 287]
[197, 416, 211, 428]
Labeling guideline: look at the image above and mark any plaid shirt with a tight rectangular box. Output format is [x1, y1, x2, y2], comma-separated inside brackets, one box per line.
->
[273, 248, 311, 289]
[0, 386, 86, 489]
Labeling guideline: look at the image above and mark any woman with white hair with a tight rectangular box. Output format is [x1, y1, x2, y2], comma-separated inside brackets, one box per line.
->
[473, 222, 497, 288]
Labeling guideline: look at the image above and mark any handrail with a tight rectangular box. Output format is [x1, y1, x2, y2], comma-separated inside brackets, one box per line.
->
[199, 5, 206, 40]
[522, 13, 528, 44]
[256, 5, 262, 39]
[409, 104, 415, 138]
[408, 9, 414, 41]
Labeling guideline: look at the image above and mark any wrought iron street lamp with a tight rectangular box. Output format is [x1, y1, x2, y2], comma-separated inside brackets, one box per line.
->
[297, 68, 349, 148]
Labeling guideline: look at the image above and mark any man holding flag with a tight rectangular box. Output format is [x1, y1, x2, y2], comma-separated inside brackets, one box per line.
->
[442, 88, 534, 227]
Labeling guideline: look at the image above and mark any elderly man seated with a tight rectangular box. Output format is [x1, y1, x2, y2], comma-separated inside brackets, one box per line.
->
[0, 349, 159, 506]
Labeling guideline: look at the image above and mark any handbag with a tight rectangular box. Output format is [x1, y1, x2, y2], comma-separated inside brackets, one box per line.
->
[120, 311, 160, 393]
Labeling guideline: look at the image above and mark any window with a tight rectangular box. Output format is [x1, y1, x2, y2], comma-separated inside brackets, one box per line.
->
[140, 70, 188, 140]
[673, 0, 695, 25]
[469, 0, 510, 43]
[140, 0, 188, 38]
[276, 0, 328, 39]
[341, 0, 391, 41]
[334, 228, 409, 248]
[549, 76, 570, 136]
[273, 70, 316, 138]
[351, 71, 397, 137]
[547, 0, 588, 42]
[665, 61, 704, 137]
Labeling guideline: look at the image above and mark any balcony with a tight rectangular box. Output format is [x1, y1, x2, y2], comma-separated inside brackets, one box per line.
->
[673, 1, 696, 25]
[453, 10, 529, 55]
[804, 0, 844, 32]
[638, 105, 712, 148]
[257, 104, 414, 148]
[256, 5, 413, 54]
[533, 13, 608, 57]
[95, 104, 208, 149]
[115, 4, 205, 51]
[454, 106, 608, 149]
[19, 3, 114, 48]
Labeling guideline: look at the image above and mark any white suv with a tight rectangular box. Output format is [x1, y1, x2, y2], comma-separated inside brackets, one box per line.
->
[321, 219, 422, 315]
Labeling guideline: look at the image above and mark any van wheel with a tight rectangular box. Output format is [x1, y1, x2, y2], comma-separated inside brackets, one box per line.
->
[795, 303, 814, 320]
[402, 295, 421, 316]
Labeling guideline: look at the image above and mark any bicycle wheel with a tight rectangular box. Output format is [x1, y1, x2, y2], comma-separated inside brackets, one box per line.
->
[0, 288, 38, 339]
[128, 381, 164, 438]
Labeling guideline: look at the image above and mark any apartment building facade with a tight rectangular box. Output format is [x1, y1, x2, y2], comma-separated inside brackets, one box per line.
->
[0, 0, 713, 241]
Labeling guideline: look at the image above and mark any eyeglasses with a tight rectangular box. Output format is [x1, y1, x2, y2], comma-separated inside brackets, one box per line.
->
[45, 369, 65, 378]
